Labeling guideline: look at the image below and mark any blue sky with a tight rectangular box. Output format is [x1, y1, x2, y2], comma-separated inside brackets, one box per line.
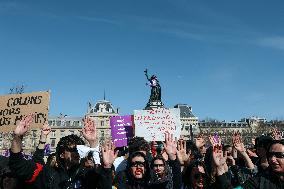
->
[1, 0, 284, 121]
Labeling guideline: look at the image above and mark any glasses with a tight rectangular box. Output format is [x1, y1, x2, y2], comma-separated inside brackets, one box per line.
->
[131, 161, 145, 168]
[193, 173, 206, 180]
[153, 163, 164, 168]
[267, 152, 284, 159]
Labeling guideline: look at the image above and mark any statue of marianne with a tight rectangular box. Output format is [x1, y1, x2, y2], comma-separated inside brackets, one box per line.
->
[144, 69, 161, 102]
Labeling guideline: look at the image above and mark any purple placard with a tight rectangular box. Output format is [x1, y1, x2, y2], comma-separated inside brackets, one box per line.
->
[110, 115, 133, 147]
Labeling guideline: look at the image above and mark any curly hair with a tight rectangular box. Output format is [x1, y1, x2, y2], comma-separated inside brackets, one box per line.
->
[128, 137, 150, 155]
[56, 134, 85, 164]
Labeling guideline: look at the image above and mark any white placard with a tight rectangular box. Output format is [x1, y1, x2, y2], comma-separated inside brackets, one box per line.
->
[134, 108, 181, 141]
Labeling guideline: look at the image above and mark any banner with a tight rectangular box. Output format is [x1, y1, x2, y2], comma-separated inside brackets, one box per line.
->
[110, 115, 134, 147]
[134, 108, 181, 141]
[0, 91, 50, 132]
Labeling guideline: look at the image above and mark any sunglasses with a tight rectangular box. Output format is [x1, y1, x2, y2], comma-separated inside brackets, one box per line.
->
[193, 173, 206, 180]
[267, 152, 284, 159]
[131, 161, 145, 168]
[153, 163, 164, 168]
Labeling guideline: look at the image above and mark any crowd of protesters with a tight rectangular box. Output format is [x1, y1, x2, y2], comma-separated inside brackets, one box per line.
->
[0, 114, 283, 189]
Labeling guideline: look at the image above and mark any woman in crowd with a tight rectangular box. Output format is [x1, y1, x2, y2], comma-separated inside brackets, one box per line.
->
[182, 160, 209, 189]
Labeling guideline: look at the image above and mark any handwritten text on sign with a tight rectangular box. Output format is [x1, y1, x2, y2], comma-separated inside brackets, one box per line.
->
[134, 108, 181, 141]
[110, 115, 134, 147]
[0, 91, 50, 132]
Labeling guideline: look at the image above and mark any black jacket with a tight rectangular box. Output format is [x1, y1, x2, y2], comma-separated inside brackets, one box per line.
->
[114, 159, 182, 189]
[148, 159, 182, 189]
[9, 151, 112, 189]
[217, 169, 284, 189]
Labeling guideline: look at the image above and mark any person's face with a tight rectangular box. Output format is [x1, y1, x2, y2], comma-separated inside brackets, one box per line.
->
[190, 165, 206, 189]
[153, 159, 165, 177]
[84, 158, 95, 168]
[130, 156, 146, 179]
[50, 156, 58, 168]
[199, 145, 206, 157]
[61, 144, 80, 168]
[268, 143, 284, 173]
[224, 147, 232, 156]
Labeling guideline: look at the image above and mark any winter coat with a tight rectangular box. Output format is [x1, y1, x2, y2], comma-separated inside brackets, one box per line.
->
[9, 151, 112, 189]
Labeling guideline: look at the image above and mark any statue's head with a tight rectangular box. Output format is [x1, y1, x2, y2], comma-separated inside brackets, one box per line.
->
[150, 75, 157, 80]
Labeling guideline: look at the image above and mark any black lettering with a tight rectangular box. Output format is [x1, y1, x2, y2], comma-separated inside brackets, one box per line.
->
[0, 117, 11, 126]
[15, 97, 21, 106]
[15, 108, 21, 114]
[30, 96, 38, 105]
[7, 98, 14, 107]
[36, 96, 42, 104]
[35, 113, 46, 124]
[14, 115, 23, 125]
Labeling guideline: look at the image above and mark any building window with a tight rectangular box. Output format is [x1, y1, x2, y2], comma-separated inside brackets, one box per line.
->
[73, 121, 79, 127]
[61, 130, 65, 137]
[65, 121, 71, 127]
[101, 121, 104, 126]
[69, 130, 74, 135]
[52, 130, 56, 137]
[51, 139, 56, 147]
[32, 130, 37, 137]
[48, 120, 53, 126]
[56, 120, 61, 126]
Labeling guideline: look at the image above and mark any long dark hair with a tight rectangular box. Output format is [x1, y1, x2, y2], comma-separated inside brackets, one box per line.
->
[126, 151, 150, 183]
[183, 160, 209, 188]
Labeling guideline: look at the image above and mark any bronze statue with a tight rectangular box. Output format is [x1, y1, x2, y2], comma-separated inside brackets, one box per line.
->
[144, 69, 162, 102]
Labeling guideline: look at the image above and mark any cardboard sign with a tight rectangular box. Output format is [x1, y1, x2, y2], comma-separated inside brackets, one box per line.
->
[134, 108, 181, 141]
[110, 115, 134, 147]
[0, 91, 50, 132]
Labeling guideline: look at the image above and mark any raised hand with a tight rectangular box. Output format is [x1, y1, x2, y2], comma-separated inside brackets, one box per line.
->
[271, 128, 282, 140]
[209, 135, 226, 175]
[232, 131, 245, 152]
[14, 114, 35, 136]
[101, 140, 118, 168]
[39, 122, 51, 145]
[41, 122, 51, 136]
[177, 139, 189, 165]
[82, 117, 97, 147]
[162, 133, 177, 160]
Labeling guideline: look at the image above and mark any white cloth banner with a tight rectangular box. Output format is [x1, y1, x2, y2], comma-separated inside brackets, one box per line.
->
[77, 145, 101, 165]
[134, 108, 181, 141]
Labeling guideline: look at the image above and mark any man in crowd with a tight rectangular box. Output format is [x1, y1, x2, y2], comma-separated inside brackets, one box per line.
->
[9, 114, 117, 189]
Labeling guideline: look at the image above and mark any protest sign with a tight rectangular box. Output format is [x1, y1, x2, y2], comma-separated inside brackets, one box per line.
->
[110, 115, 134, 147]
[134, 108, 181, 141]
[0, 91, 50, 132]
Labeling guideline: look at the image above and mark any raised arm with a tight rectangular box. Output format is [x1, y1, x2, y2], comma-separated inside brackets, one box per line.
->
[163, 133, 182, 189]
[10, 114, 44, 185]
[232, 132, 254, 170]
[82, 117, 97, 148]
[32, 122, 51, 164]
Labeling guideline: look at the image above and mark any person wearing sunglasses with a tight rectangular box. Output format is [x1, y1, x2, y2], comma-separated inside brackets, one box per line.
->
[114, 151, 150, 189]
[216, 139, 284, 189]
[9, 115, 115, 189]
[182, 160, 209, 189]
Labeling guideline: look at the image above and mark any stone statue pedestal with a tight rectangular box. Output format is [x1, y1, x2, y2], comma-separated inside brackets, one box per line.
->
[145, 100, 164, 110]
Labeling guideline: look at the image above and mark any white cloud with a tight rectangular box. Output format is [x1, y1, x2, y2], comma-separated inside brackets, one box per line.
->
[257, 36, 284, 51]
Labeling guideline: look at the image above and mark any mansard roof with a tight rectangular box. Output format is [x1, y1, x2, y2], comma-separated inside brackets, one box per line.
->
[174, 104, 196, 118]
[88, 100, 117, 114]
